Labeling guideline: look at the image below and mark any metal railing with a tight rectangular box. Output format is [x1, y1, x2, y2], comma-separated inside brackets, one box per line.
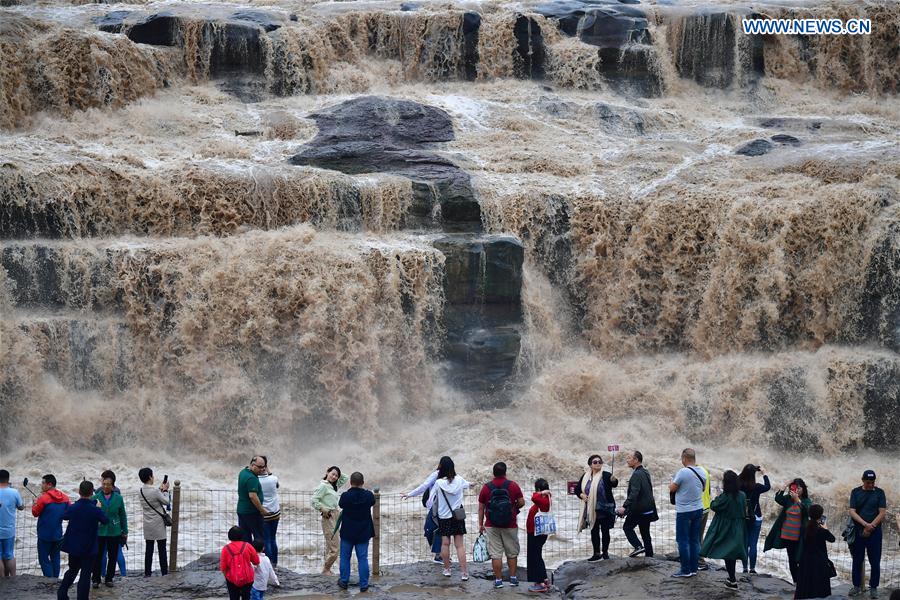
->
[11, 481, 900, 588]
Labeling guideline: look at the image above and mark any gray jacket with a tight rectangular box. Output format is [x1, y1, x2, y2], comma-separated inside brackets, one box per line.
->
[140, 485, 170, 541]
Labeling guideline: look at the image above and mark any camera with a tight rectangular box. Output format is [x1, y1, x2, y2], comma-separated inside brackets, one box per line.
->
[755, 465, 762, 472]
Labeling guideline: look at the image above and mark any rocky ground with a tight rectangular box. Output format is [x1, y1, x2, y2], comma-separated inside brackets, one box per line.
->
[0, 554, 866, 599]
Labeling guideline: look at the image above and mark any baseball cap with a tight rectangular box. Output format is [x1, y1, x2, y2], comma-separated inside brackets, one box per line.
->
[862, 470, 876, 481]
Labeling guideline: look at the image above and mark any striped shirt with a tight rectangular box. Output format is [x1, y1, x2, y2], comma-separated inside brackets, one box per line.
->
[781, 503, 802, 541]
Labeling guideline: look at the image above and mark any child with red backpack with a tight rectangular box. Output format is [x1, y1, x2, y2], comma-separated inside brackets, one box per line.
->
[220, 527, 260, 600]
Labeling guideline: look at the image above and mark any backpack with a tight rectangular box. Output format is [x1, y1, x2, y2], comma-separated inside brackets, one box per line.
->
[225, 543, 255, 587]
[486, 481, 513, 527]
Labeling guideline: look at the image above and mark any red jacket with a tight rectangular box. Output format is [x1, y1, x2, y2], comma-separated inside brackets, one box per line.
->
[526, 492, 552, 534]
[32, 488, 71, 517]
[219, 541, 259, 586]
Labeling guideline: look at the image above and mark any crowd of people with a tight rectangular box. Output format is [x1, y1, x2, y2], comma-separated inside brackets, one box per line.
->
[0, 451, 897, 599]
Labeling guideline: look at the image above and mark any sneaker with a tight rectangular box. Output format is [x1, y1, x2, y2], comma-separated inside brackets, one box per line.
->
[461, 574, 469, 581]
[104, 581, 114, 588]
[509, 576, 519, 587]
[360, 586, 369, 593]
[433, 555, 444, 564]
[587, 554, 602, 562]
[849, 588, 864, 597]
[742, 568, 748, 574]
[92, 583, 100, 590]
[337, 581, 349, 590]
[697, 563, 710, 571]
[749, 569, 757, 574]
[671, 571, 692, 578]
[725, 580, 738, 590]
[528, 583, 548, 593]
[628, 546, 645, 558]
[869, 589, 878, 599]
[494, 579, 504, 589]
[601, 554, 610, 560]
[442, 569, 451, 577]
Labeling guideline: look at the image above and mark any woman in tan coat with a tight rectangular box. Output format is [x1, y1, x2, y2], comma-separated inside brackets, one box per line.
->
[138, 467, 170, 577]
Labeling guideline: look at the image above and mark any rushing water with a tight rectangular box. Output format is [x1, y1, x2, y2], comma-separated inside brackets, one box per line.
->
[1, 0, 899, 544]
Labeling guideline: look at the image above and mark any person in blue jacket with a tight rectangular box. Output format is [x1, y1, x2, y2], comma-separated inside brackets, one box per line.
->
[337, 472, 376, 592]
[58, 481, 108, 600]
[32, 474, 71, 578]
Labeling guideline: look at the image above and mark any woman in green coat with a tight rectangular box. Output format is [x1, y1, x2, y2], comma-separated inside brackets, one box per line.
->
[701, 470, 747, 590]
[91, 475, 128, 587]
[763, 478, 811, 583]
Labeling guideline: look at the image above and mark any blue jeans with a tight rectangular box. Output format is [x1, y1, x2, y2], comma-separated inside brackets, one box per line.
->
[742, 519, 762, 571]
[851, 526, 882, 589]
[38, 538, 62, 578]
[676, 509, 703, 575]
[263, 519, 279, 566]
[250, 588, 265, 600]
[339, 539, 370, 589]
[423, 512, 442, 555]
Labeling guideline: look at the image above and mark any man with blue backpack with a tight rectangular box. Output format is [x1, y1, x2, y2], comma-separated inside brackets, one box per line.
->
[478, 462, 525, 589]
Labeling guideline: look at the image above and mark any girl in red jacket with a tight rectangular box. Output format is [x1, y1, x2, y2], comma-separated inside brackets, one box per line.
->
[526, 479, 552, 592]
[220, 527, 260, 600]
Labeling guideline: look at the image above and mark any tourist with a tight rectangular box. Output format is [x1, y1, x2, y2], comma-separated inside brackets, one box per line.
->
[337, 472, 375, 592]
[312, 465, 348, 575]
[795, 504, 835, 599]
[616, 450, 655, 558]
[236, 457, 269, 544]
[432, 457, 470, 581]
[477, 462, 525, 589]
[257, 456, 281, 567]
[526, 478, 552, 593]
[220, 526, 259, 600]
[91, 474, 127, 588]
[57, 481, 108, 600]
[699, 470, 747, 590]
[738, 464, 770, 574]
[575, 454, 617, 562]
[138, 467, 170, 576]
[763, 478, 811, 583]
[0, 469, 24, 577]
[250, 539, 279, 600]
[32, 473, 70, 578]
[97, 470, 127, 578]
[669, 448, 707, 578]
[402, 457, 448, 563]
[848, 470, 886, 598]
[695, 458, 711, 572]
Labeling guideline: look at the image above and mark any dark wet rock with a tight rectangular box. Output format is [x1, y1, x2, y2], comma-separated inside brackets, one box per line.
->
[290, 96, 481, 231]
[92, 10, 136, 34]
[771, 133, 801, 145]
[229, 10, 285, 32]
[735, 139, 773, 156]
[594, 101, 645, 134]
[669, 11, 764, 88]
[553, 556, 821, 599]
[289, 13, 299, 21]
[126, 12, 180, 46]
[860, 219, 900, 353]
[758, 117, 823, 131]
[514, 15, 546, 79]
[400, 2, 422, 11]
[463, 12, 480, 81]
[434, 234, 524, 396]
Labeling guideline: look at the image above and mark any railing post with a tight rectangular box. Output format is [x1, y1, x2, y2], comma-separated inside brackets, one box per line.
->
[373, 489, 381, 578]
[169, 480, 181, 572]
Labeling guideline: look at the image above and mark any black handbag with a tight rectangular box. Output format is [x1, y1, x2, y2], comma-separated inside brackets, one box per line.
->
[440, 488, 466, 522]
[141, 489, 173, 527]
[826, 558, 837, 578]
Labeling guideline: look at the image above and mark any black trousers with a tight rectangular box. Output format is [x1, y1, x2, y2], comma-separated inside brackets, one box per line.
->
[237, 512, 264, 544]
[526, 534, 547, 583]
[58, 554, 93, 600]
[783, 539, 800, 583]
[590, 513, 612, 556]
[145, 539, 168, 576]
[623, 513, 654, 557]
[226, 581, 252, 600]
[92, 536, 120, 583]
[725, 558, 737, 582]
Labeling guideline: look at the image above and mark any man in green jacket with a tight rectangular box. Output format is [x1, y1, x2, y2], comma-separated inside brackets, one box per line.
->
[616, 451, 656, 558]
[237, 456, 270, 544]
[91, 476, 127, 588]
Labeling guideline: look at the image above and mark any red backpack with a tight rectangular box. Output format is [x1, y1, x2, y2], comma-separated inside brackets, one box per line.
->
[225, 543, 255, 587]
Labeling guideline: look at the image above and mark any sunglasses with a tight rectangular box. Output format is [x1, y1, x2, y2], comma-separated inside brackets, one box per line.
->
[591, 460, 603, 464]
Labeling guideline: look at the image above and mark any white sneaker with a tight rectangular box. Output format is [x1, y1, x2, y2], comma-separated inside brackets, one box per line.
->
[442, 569, 451, 577]
[461, 573, 469, 581]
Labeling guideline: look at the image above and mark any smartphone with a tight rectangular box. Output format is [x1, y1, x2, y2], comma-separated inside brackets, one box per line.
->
[789, 484, 799, 494]
[163, 475, 168, 484]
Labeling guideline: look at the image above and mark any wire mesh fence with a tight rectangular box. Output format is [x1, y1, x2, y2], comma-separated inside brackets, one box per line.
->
[11, 480, 900, 589]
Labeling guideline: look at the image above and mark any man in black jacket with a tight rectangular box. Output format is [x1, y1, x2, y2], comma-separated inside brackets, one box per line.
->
[616, 451, 656, 558]
[58, 481, 108, 600]
[338, 472, 376, 592]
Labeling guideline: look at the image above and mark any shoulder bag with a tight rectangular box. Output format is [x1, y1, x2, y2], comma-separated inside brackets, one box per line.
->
[141, 488, 173, 527]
